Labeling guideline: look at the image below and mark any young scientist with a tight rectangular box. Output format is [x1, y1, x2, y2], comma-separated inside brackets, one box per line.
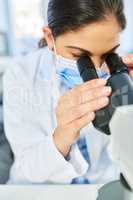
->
[3, 0, 133, 184]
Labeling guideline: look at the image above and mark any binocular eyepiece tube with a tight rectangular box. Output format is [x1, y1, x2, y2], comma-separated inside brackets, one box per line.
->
[77, 53, 133, 135]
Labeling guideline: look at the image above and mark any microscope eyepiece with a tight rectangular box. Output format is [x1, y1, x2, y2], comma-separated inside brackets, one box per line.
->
[105, 53, 128, 75]
[77, 56, 98, 82]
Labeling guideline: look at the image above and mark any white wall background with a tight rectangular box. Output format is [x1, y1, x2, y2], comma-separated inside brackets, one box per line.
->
[1, 0, 132, 56]
[0, 0, 14, 55]
[119, 0, 133, 54]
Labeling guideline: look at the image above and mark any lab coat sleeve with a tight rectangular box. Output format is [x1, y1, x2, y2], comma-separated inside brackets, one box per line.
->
[3, 66, 88, 184]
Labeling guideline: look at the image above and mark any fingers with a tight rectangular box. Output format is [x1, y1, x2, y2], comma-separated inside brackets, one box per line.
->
[73, 78, 107, 92]
[129, 70, 133, 79]
[56, 78, 111, 126]
[68, 96, 109, 122]
[122, 55, 133, 79]
[123, 55, 133, 77]
[123, 55, 133, 66]
[58, 79, 109, 109]
[61, 79, 107, 101]
[60, 112, 95, 139]
[57, 96, 109, 125]
[62, 86, 111, 109]
[69, 112, 95, 133]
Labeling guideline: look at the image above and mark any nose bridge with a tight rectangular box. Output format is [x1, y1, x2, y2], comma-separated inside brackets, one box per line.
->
[91, 56, 103, 68]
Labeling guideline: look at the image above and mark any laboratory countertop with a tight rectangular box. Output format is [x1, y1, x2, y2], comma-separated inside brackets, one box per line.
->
[0, 184, 102, 200]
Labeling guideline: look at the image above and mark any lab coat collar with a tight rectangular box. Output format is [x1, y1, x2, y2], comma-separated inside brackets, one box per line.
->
[38, 47, 55, 82]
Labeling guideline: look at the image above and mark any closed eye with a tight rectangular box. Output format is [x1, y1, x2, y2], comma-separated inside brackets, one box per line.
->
[69, 44, 120, 60]
[71, 52, 88, 59]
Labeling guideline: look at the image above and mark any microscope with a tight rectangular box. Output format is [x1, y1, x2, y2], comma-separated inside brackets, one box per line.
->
[77, 53, 133, 200]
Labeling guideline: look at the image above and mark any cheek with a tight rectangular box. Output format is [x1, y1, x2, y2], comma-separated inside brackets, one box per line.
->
[54, 43, 70, 58]
[55, 46, 76, 59]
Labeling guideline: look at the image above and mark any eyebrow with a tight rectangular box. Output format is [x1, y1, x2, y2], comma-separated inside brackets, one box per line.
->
[65, 44, 120, 56]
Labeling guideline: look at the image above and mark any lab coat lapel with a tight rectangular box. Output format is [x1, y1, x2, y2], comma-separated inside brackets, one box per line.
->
[37, 47, 60, 134]
[83, 123, 110, 168]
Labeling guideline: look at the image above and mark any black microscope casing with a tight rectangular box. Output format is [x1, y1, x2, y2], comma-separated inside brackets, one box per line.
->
[77, 53, 133, 135]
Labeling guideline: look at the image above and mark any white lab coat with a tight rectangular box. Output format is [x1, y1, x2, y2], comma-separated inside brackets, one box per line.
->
[3, 47, 120, 184]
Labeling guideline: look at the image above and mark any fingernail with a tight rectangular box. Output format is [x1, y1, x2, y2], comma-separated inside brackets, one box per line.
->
[124, 58, 130, 63]
[103, 86, 112, 94]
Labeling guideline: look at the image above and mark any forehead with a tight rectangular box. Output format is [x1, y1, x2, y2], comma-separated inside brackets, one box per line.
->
[56, 17, 121, 55]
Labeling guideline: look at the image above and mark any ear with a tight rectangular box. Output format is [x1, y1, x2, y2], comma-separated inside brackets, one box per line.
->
[42, 26, 54, 51]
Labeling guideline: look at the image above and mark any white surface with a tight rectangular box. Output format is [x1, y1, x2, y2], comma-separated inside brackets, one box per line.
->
[110, 105, 133, 191]
[0, 57, 13, 74]
[0, 185, 101, 200]
[0, 56, 16, 94]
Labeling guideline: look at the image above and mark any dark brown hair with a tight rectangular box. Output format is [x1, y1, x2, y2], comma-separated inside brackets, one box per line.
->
[39, 0, 126, 48]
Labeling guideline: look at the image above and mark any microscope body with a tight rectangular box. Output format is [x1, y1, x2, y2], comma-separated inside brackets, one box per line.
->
[77, 53, 133, 199]
[97, 105, 133, 200]
[93, 70, 133, 135]
[77, 53, 133, 135]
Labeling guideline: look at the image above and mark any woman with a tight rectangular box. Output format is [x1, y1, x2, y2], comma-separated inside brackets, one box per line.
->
[3, 0, 133, 184]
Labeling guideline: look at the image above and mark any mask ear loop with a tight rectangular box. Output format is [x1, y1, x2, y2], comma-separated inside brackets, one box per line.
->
[51, 38, 60, 127]
[53, 39, 57, 56]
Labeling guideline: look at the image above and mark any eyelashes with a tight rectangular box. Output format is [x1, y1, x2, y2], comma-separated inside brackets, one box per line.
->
[72, 54, 81, 59]
[72, 50, 117, 60]
[101, 51, 116, 59]
[71, 52, 88, 58]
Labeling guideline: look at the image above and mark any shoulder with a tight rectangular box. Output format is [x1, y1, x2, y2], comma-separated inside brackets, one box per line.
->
[3, 48, 53, 113]
[3, 47, 54, 87]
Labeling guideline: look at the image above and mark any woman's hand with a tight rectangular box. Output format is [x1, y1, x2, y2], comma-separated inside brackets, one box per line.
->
[123, 54, 133, 78]
[53, 79, 112, 157]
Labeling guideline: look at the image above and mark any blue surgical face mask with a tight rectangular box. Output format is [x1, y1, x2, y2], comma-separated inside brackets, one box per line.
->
[54, 45, 110, 89]
[55, 55, 83, 88]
